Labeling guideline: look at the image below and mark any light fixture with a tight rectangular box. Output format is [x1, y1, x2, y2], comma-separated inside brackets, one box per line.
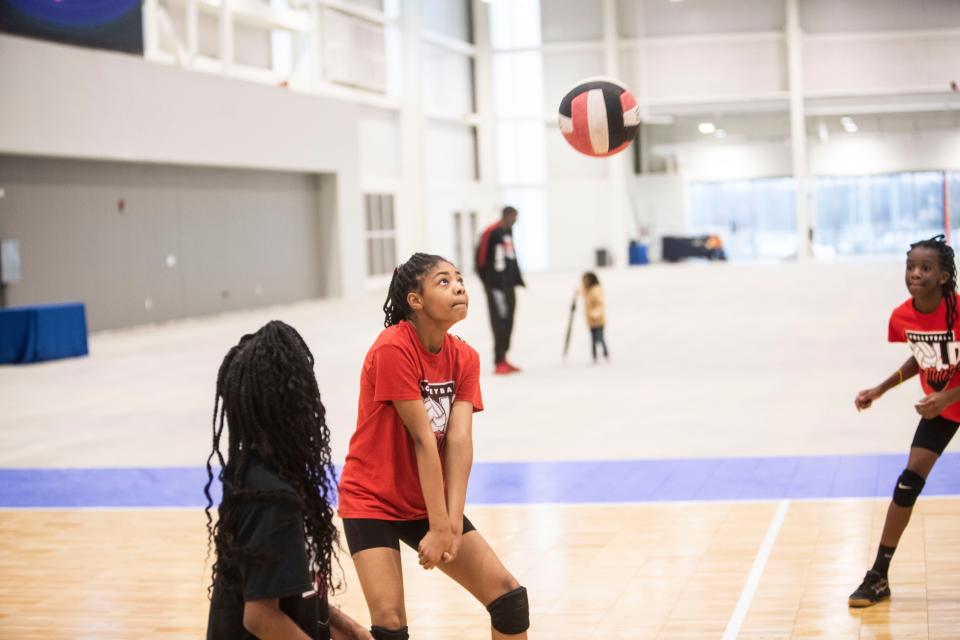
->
[698, 122, 715, 134]
[840, 116, 858, 133]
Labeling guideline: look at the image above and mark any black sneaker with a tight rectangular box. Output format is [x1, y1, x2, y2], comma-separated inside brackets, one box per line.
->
[848, 570, 891, 607]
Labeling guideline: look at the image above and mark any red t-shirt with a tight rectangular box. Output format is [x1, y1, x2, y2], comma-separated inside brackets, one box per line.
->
[338, 321, 483, 520]
[888, 294, 960, 421]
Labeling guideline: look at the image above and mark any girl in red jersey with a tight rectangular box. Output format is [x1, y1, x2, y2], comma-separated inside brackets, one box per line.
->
[849, 235, 960, 607]
[337, 253, 529, 640]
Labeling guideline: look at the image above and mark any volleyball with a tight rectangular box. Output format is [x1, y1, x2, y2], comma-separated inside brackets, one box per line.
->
[558, 78, 640, 157]
[912, 341, 940, 369]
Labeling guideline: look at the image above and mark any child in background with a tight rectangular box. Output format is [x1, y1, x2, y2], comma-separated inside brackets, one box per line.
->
[580, 271, 609, 363]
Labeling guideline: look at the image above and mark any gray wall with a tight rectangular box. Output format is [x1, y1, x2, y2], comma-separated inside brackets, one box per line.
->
[0, 34, 365, 302]
[0, 156, 328, 331]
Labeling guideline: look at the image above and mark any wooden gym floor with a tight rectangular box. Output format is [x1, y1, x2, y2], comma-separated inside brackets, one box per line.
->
[2, 262, 959, 639]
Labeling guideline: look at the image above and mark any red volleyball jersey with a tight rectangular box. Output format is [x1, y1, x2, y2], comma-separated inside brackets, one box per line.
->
[338, 321, 483, 520]
[888, 294, 960, 421]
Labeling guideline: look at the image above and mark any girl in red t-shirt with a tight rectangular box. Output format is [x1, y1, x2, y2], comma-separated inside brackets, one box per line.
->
[848, 235, 960, 608]
[338, 253, 529, 640]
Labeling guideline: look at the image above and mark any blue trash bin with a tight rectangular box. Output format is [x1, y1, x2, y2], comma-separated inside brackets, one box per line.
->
[628, 242, 649, 265]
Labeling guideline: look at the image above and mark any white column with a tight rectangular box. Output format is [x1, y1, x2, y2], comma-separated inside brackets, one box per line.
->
[186, 0, 198, 66]
[472, 0, 497, 188]
[602, 0, 631, 266]
[311, 0, 324, 91]
[397, 0, 428, 255]
[786, 0, 811, 260]
[219, 0, 234, 76]
[143, 0, 160, 59]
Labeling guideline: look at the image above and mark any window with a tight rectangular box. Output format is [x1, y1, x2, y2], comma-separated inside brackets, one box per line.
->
[365, 194, 397, 276]
[814, 172, 946, 256]
[323, 8, 387, 93]
[688, 177, 797, 260]
[948, 172, 960, 248]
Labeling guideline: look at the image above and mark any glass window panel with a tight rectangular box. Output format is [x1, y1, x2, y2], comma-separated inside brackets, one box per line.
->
[502, 187, 550, 272]
[373, 237, 385, 275]
[384, 236, 396, 272]
[367, 237, 377, 275]
[689, 177, 797, 260]
[492, 52, 545, 118]
[813, 172, 948, 256]
[496, 120, 547, 184]
[949, 172, 960, 249]
[364, 194, 374, 232]
[422, 44, 475, 115]
[540, 0, 603, 42]
[382, 195, 395, 230]
[421, 0, 471, 42]
[371, 193, 382, 231]
[489, 0, 542, 50]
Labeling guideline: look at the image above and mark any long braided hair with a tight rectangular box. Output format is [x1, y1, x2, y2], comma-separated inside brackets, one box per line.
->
[204, 320, 341, 601]
[909, 234, 958, 336]
[382, 253, 449, 327]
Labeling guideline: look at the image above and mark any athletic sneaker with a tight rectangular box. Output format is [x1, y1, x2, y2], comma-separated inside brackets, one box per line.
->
[848, 570, 890, 607]
[504, 360, 521, 373]
[494, 362, 513, 375]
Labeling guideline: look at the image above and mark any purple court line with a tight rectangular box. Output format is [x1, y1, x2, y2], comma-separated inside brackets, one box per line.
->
[0, 453, 958, 508]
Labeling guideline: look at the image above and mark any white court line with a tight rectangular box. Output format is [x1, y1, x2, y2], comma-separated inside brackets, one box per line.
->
[721, 499, 791, 640]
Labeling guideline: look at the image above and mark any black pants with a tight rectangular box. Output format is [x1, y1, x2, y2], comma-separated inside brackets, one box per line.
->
[484, 285, 516, 364]
[590, 326, 608, 360]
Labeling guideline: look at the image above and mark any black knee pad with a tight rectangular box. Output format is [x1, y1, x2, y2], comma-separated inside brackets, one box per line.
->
[487, 586, 529, 635]
[892, 469, 926, 507]
[371, 626, 409, 640]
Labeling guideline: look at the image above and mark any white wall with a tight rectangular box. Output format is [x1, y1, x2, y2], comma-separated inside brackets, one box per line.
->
[357, 106, 402, 180]
[618, 0, 786, 38]
[803, 33, 960, 95]
[540, 0, 604, 41]
[660, 127, 960, 182]
[810, 129, 960, 175]
[800, 0, 960, 33]
[421, 0, 471, 41]
[422, 44, 475, 116]
[546, 178, 620, 271]
[0, 33, 365, 297]
[545, 172, 687, 270]
[640, 36, 787, 100]
[669, 140, 794, 182]
[541, 49, 605, 115]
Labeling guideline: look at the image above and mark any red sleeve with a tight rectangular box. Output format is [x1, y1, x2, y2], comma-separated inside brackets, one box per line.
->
[455, 346, 483, 412]
[476, 225, 496, 270]
[888, 310, 905, 342]
[372, 344, 422, 402]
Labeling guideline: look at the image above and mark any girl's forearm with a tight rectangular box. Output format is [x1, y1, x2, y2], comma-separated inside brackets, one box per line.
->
[413, 439, 452, 531]
[394, 399, 452, 531]
[878, 357, 919, 393]
[443, 436, 472, 527]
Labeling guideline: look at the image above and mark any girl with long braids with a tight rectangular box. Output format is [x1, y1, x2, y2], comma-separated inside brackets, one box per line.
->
[849, 235, 960, 607]
[338, 253, 529, 640]
[204, 321, 370, 640]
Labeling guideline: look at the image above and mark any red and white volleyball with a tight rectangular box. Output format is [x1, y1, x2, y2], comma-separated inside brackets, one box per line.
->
[558, 78, 640, 157]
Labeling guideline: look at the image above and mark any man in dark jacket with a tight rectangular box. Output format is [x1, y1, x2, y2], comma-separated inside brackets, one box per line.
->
[475, 205, 525, 374]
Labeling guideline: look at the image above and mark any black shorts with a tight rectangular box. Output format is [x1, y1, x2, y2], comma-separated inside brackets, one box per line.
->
[342, 516, 476, 555]
[911, 415, 960, 455]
